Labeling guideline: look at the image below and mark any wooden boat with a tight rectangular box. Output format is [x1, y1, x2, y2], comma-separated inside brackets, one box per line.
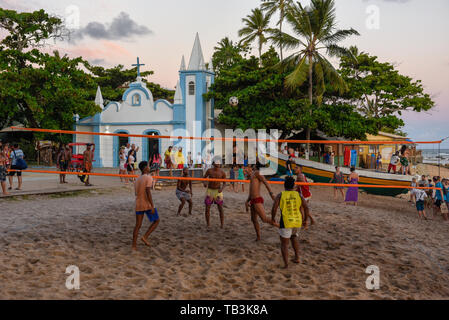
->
[267, 153, 413, 197]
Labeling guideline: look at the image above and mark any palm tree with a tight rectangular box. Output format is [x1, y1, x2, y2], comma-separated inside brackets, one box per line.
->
[213, 37, 242, 71]
[261, 0, 293, 61]
[238, 8, 273, 64]
[273, 0, 359, 155]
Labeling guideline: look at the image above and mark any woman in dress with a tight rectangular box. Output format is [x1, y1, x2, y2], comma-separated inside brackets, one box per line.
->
[119, 147, 127, 183]
[330, 166, 345, 201]
[345, 167, 359, 206]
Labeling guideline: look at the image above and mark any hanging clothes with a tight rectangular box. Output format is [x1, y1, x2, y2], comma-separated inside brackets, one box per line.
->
[350, 149, 357, 167]
[344, 147, 351, 166]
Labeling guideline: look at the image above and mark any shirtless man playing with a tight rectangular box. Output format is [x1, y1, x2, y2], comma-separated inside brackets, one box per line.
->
[203, 157, 227, 228]
[83, 144, 95, 186]
[133, 161, 160, 250]
[176, 167, 193, 216]
[245, 163, 279, 241]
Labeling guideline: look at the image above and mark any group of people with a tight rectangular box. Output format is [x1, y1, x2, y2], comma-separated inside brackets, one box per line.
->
[132, 157, 312, 269]
[0, 141, 26, 195]
[388, 146, 412, 175]
[410, 175, 449, 221]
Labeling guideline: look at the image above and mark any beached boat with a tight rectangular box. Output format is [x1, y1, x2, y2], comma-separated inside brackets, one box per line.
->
[268, 153, 413, 197]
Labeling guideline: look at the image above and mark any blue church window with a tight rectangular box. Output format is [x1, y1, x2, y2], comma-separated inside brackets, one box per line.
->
[188, 81, 195, 95]
[132, 93, 141, 106]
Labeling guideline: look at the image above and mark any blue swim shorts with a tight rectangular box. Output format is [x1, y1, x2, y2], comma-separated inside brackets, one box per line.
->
[416, 200, 424, 212]
[136, 208, 159, 222]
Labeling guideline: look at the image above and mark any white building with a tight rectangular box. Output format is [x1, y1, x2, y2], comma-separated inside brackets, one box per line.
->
[74, 33, 215, 168]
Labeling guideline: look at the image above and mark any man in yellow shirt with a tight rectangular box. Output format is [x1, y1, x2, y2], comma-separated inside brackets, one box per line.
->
[271, 176, 309, 269]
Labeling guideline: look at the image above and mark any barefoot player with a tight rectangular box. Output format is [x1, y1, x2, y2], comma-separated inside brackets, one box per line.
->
[133, 162, 160, 250]
[203, 157, 227, 228]
[245, 163, 278, 241]
[176, 167, 193, 216]
[271, 176, 309, 269]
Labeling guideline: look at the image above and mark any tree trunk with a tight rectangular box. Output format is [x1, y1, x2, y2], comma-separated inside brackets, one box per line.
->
[306, 54, 313, 159]
[259, 38, 262, 67]
[279, 9, 284, 61]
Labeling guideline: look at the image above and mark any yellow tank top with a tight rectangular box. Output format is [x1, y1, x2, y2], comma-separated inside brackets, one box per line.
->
[280, 191, 302, 228]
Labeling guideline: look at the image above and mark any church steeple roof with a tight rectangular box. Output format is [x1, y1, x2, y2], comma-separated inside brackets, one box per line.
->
[95, 86, 104, 109]
[180, 55, 186, 71]
[187, 33, 205, 71]
[174, 80, 183, 104]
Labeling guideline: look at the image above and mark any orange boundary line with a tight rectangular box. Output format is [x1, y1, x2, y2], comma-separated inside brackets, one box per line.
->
[6, 169, 443, 192]
[11, 127, 442, 145]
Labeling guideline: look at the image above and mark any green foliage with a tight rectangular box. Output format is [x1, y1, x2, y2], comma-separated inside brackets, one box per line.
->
[0, 8, 67, 50]
[85, 64, 174, 103]
[338, 47, 435, 123]
[238, 8, 275, 61]
[212, 37, 248, 75]
[206, 47, 377, 140]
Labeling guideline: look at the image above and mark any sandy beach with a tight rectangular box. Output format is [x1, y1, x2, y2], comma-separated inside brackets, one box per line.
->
[1, 178, 449, 300]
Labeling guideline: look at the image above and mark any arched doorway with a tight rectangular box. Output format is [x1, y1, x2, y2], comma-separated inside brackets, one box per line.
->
[143, 130, 161, 162]
[113, 130, 130, 167]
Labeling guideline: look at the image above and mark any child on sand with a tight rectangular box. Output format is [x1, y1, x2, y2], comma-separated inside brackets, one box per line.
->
[133, 161, 160, 250]
[271, 176, 310, 269]
[229, 165, 236, 192]
[413, 182, 428, 220]
[237, 165, 245, 193]
[176, 167, 193, 216]
[410, 177, 417, 205]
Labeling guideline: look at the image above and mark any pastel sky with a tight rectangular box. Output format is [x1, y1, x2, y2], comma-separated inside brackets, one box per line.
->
[1, 0, 448, 147]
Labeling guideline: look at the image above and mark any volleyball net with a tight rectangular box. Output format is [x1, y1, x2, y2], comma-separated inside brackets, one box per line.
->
[3, 126, 446, 194]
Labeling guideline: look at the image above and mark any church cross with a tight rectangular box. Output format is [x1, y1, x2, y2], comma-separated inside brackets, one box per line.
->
[132, 57, 145, 77]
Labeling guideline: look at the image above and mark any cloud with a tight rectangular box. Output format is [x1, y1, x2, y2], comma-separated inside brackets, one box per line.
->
[72, 12, 152, 41]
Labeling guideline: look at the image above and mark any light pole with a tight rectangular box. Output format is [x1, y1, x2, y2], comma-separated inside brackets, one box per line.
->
[439, 136, 449, 177]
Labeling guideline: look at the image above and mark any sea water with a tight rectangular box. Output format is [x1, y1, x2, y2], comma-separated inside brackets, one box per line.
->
[419, 149, 449, 166]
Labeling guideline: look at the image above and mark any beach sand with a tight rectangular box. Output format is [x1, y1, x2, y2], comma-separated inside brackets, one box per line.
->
[1, 182, 449, 300]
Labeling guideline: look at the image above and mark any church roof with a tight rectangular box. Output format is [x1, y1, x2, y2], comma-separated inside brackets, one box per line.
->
[187, 33, 205, 71]
[180, 55, 186, 71]
[174, 80, 183, 104]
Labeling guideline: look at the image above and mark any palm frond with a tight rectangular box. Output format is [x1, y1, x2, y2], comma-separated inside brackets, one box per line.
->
[285, 55, 308, 89]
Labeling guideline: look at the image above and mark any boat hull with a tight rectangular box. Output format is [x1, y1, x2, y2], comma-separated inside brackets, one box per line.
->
[269, 155, 412, 197]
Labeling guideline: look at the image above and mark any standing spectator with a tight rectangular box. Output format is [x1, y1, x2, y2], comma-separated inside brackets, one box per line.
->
[229, 165, 236, 192]
[294, 148, 299, 158]
[8, 143, 25, 191]
[376, 152, 383, 171]
[119, 147, 127, 183]
[195, 152, 202, 168]
[187, 152, 193, 168]
[124, 143, 131, 158]
[131, 144, 140, 160]
[150, 150, 162, 190]
[0, 144, 10, 195]
[83, 144, 94, 187]
[433, 176, 447, 220]
[286, 156, 293, 177]
[164, 146, 173, 169]
[56, 144, 69, 184]
[237, 165, 245, 193]
[127, 149, 137, 182]
[388, 152, 400, 174]
[345, 167, 359, 206]
[329, 166, 345, 201]
[399, 146, 410, 175]
[176, 147, 185, 169]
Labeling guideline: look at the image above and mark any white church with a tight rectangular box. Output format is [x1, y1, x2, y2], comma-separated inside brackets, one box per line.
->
[74, 33, 215, 168]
